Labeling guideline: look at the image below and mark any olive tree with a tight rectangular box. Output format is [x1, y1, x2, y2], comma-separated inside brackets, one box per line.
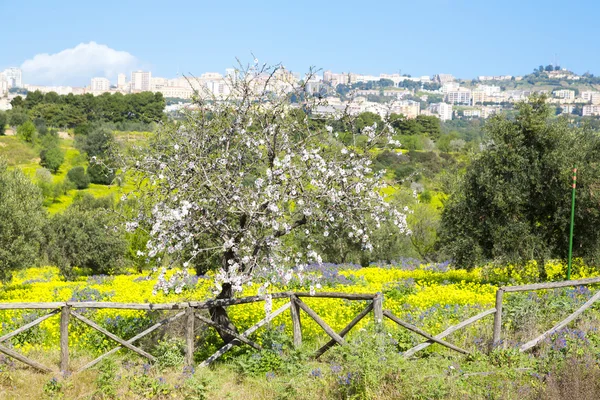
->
[0, 160, 46, 280]
[126, 62, 408, 341]
[439, 96, 600, 269]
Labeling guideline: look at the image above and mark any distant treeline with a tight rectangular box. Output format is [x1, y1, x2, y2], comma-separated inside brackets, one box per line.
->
[9, 91, 166, 128]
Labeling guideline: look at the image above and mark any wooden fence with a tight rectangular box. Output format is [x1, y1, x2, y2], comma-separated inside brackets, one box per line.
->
[2, 276, 600, 375]
[0, 292, 381, 375]
[491, 276, 600, 352]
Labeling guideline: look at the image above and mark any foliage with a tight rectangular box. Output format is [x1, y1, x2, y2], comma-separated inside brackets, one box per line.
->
[126, 62, 407, 297]
[389, 114, 441, 139]
[94, 359, 119, 399]
[39, 139, 65, 173]
[76, 125, 115, 159]
[0, 110, 7, 135]
[17, 120, 37, 143]
[16, 91, 165, 128]
[66, 166, 90, 189]
[45, 194, 127, 278]
[154, 338, 186, 368]
[88, 162, 115, 185]
[439, 95, 600, 269]
[7, 108, 29, 127]
[0, 160, 46, 281]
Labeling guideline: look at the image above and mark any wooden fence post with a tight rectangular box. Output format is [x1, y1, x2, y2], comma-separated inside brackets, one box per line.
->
[60, 305, 70, 374]
[491, 289, 504, 350]
[289, 295, 302, 348]
[373, 293, 383, 324]
[185, 306, 195, 367]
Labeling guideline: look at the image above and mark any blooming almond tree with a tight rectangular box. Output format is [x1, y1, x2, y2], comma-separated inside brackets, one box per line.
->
[126, 61, 408, 342]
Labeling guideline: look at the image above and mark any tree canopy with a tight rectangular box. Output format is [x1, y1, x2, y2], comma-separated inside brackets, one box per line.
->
[0, 160, 46, 280]
[439, 95, 600, 269]
[126, 63, 408, 299]
[10, 91, 165, 128]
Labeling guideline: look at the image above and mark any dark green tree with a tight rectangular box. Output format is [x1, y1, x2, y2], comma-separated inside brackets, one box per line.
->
[439, 95, 600, 269]
[24, 90, 44, 109]
[8, 109, 29, 127]
[66, 166, 90, 189]
[0, 111, 7, 135]
[10, 96, 24, 109]
[76, 125, 115, 159]
[0, 160, 46, 280]
[46, 194, 127, 278]
[87, 162, 115, 185]
[40, 143, 65, 173]
[17, 120, 37, 143]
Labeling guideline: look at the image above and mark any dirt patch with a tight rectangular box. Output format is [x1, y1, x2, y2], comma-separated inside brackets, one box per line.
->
[5, 128, 15, 136]
[58, 131, 71, 139]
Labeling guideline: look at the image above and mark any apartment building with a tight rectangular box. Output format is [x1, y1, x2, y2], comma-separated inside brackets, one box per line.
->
[390, 100, 420, 119]
[131, 70, 152, 91]
[582, 104, 600, 116]
[117, 74, 127, 88]
[446, 88, 472, 105]
[90, 77, 110, 92]
[553, 89, 575, 101]
[581, 91, 600, 105]
[2, 67, 22, 88]
[0, 73, 7, 96]
[428, 102, 453, 121]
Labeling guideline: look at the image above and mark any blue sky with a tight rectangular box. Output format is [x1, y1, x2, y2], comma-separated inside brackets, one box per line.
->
[1, 0, 599, 85]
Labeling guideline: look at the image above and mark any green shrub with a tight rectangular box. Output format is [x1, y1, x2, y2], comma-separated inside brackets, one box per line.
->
[66, 166, 89, 189]
[17, 120, 37, 143]
[88, 162, 115, 185]
[0, 110, 7, 135]
[154, 338, 186, 368]
[0, 162, 46, 281]
[94, 359, 119, 399]
[8, 109, 29, 127]
[46, 194, 127, 278]
[40, 145, 65, 173]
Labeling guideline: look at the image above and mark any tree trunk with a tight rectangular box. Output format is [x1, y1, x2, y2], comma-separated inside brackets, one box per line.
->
[208, 252, 240, 344]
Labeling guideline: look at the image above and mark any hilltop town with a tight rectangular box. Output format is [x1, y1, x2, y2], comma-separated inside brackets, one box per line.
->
[3, 64, 600, 121]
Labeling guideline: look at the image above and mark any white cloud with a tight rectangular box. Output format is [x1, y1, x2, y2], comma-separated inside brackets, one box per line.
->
[21, 42, 139, 86]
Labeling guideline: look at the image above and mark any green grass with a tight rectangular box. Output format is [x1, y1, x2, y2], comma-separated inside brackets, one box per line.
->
[0, 136, 39, 166]
[1, 134, 135, 214]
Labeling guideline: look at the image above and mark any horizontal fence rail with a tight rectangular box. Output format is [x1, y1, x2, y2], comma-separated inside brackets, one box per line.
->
[0, 291, 382, 375]
[2, 276, 600, 375]
[492, 277, 600, 350]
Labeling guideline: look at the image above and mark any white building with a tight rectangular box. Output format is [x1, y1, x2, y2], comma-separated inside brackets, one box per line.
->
[436, 74, 455, 84]
[2, 67, 22, 88]
[446, 88, 472, 105]
[0, 73, 7, 96]
[90, 77, 110, 93]
[24, 84, 76, 95]
[150, 77, 168, 90]
[390, 100, 420, 119]
[323, 70, 349, 87]
[131, 70, 152, 91]
[581, 91, 600, 105]
[582, 104, 600, 117]
[441, 82, 460, 94]
[463, 109, 482, 118]
[158, 85, 194, 99]
[117, 73, 127, 88]
[428, 102, 453, 121]
[553, 90, 575, 101]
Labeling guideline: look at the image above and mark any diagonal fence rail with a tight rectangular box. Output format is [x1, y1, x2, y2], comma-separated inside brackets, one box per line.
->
[491, 276, 600, 352]
[2, 277, 600, 375]
[0, 291, 382, 375]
